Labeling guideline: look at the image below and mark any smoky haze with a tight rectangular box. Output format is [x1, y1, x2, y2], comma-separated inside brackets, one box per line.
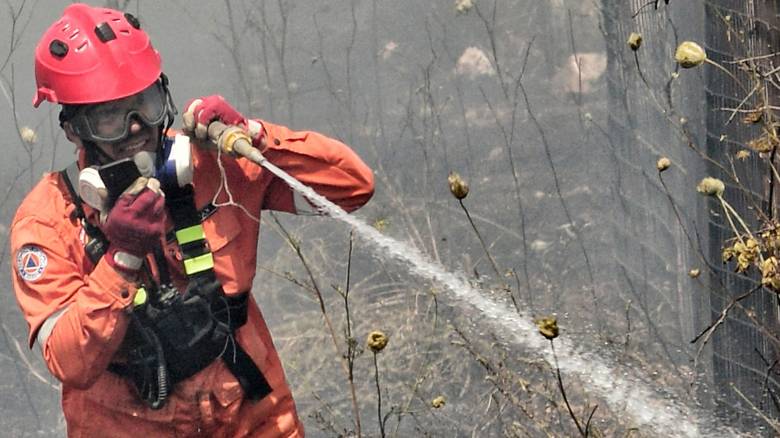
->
[0, 0, 777, 436]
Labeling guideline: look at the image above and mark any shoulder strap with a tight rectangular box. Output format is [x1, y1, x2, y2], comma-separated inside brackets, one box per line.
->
[60, 163, 109, 264]
[61, 163, 86, 219]
[165, 184, 272, 400]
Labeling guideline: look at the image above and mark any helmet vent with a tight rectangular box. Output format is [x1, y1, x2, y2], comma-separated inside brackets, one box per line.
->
[48, 40, 68, 58]
[94, 22, 117, 43]
[124, 13, 141, 29]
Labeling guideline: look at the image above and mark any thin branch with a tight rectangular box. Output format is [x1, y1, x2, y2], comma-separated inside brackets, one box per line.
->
[691, 285, 761, 347]
[268, 213, 360, 434]
[551, 341, 586, 437]
[730, 383, 780, 434]
[373, 352, 386, 438]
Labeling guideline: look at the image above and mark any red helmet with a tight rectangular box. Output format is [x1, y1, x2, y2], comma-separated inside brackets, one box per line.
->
[33, 3, 161, 107]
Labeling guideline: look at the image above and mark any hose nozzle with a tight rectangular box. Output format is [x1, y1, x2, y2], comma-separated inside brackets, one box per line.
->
[207, 122, 266, 165]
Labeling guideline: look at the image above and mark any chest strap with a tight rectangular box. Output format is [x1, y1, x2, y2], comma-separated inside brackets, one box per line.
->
[159, 185, 272, 401]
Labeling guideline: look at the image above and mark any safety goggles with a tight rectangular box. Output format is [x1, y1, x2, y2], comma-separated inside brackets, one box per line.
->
[68, 81, 168, 143]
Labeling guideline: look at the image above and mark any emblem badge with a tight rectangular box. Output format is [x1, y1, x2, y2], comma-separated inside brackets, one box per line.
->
[16, 246, 48, 282]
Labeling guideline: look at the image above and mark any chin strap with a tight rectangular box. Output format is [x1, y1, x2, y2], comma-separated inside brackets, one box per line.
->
[82, 139, 115, 166]
[158, 73, 177, 165]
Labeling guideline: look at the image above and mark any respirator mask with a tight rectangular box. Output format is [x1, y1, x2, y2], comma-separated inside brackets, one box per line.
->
[77, 134, 193, 213]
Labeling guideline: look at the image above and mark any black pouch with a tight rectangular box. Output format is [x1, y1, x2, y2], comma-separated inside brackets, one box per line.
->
[110, 276, 270, 407]
[143, 291, 230, 384]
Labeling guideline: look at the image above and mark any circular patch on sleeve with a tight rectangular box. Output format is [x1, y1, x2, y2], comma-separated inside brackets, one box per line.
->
[16, 245, 48, 282]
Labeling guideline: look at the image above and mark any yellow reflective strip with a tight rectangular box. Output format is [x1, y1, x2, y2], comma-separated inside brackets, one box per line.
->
[133, 287, 148, 307]
[183, 253, 214, 275]
[175, 225, 205, 245]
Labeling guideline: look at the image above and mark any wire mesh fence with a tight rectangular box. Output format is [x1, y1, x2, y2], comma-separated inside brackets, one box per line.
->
[703, 0, 780, 430]
[604, 0, 780, 433]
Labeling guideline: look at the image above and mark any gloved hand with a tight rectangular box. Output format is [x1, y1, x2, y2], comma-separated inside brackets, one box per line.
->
[102, 177, 166, 274]
[182, 95, 265, 148]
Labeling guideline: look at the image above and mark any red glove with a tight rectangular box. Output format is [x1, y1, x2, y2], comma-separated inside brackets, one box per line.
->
[182, 95, 265, 148]
[102, 186, 166, 274]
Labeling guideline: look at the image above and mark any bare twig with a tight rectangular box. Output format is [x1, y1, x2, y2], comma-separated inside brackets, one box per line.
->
[457, 198, 501, 278]
[730, 383, 780, 433]
[691, 285, 761, 348]
[551, 340, 587, 437]
[517, 73, 604, 338]
[584, 404, 598, 437]
[268, 213, 361, 435]
[373, 352, 386, 438]
[340, 230, 362, 437]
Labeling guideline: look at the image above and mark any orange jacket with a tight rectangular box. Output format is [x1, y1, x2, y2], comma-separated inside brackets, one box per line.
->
[10, 121, 374, 437]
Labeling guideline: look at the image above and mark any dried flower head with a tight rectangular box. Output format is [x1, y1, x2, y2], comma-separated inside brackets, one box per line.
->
[656, 157, 671, 172]
[762, 226, 780, 254]
[627, 33, 643, 51]
[448, 172, 469, 200]
[373, 218, 390, 232]
[738, 239, 759, 272]
[675, 41, 706, 68]
[535, 316, 559, 340]
[760, 257, 780, 292]
[736, 150, 751, 161]
[696, 177, 725, 197]
[367, 331, 388, 352]
[19, 126, 37, 144]
[455, 0, 473, 13]
[722, 246, 734, 263]
[724, 238, 759, 272]
[431, 396, 446, 408]
[688, 268, 701, 278]
[747, 134, 777, 153]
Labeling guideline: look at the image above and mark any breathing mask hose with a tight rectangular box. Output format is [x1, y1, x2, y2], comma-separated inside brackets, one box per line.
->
[130, 311, 169, 410]
[207, 122, 267, 166]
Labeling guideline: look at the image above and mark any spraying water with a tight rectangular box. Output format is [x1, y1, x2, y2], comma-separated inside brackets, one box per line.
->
[255, 158, 741, 437]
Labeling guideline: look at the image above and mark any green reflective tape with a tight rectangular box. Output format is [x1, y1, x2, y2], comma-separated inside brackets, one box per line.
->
[183, 253, 214, 275]
[133, 287, 148, 307]
[176, 225, 205, 245]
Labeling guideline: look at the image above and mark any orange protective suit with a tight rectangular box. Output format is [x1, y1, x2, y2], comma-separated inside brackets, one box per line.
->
[10, 121, 374, 437]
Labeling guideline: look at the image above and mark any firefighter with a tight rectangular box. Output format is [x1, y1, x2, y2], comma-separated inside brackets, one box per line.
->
[10, 3, 373, 437]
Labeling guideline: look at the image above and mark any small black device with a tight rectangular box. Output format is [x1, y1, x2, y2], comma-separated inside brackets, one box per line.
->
[98, 158, 142, 209]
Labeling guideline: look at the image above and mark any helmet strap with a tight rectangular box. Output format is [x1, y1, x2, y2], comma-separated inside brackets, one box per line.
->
[158, 72, 178, 167]
[82, 140, 115, 167]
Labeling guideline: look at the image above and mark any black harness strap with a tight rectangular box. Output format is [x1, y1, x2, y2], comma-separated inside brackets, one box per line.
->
[61, 163, 108, 264]
[165, 185, 272, 401]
